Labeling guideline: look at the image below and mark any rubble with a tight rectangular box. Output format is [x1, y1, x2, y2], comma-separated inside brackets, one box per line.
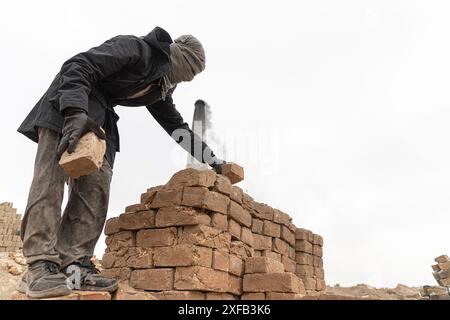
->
[101, 168, 326, 300]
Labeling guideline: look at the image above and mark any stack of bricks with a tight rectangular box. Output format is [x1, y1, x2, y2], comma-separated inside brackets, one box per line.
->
[0, 202, 23, 252]
[294, 228, 326, 294]
[432, 255, 450, 288]
[101, 168, 325, 300]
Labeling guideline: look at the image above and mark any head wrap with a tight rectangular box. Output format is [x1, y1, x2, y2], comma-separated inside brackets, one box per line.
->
[161, 35, 206, 99]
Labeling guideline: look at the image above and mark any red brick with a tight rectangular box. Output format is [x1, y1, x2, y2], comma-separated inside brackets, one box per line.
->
[211, 212, 228, 231]
[230, 186, 243, 204]
[119, 210, 156, 230]
[174, 266, 229, 292]
[165, 168, 216, 189]
[136, 227, 177, 247]
[295, 240, 313, 254]
[149, 188, 182, 208]
[251, 218, 263, 234]
[240, 227, 254, 247]
[130, 269, 174, 291]
[252, 234, 272, 250]
[153, 244, 212, 267]
[212, 249, 229, 272]
[155, 206, 210, 227]
[262, 220, 280, 237]
[243, 273, 303, 293]
[245, 257, 284, 274]
[179, 225, 231, 250]
[105, 231, 135, 251]
[221, 163, 244, 184]
[228, 218, 241, 240]
[213, 175, 232, 195]
[104, 217, 120, 235]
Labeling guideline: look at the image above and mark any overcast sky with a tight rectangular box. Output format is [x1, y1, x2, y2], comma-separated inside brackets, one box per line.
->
[1, 0, 450, 288]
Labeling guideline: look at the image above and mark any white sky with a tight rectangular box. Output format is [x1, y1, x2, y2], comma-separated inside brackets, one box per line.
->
[1, 0, 450, 288]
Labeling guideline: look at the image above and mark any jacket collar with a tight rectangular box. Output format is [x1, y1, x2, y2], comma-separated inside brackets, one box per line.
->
[142, 26, 172, 60]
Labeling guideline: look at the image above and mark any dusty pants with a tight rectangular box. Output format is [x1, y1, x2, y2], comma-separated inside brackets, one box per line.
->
[20, 127, 113, 268]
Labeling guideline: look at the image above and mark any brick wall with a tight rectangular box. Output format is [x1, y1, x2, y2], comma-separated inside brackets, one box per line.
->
[0, 202, 23, 252]
[101, 168, 325, 300]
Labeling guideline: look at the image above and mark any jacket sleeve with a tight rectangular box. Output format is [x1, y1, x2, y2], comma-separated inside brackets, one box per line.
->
[57, 36, 142, 113]
[146, 95, 219, 166]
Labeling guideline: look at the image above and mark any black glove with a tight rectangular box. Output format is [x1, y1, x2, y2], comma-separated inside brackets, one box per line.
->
[56, 108, 106, 160]
[211, 159, 227, 174]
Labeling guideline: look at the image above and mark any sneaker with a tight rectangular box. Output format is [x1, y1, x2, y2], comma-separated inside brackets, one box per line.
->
[26, 260, 72, 299]
[16, 272, 27, 294]
[63, 256, 118, 293]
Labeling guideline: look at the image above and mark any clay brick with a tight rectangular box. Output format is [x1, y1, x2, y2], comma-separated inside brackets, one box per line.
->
[314, 267, 325, 279]
[273, 209, 291, 226]
[153, 244, 212, 267]
[251, 218, 263, 234]
[59, 131, 106, 179]
[242, 193, 254, 211]
[313, 244, 323, 257]
[228, 218, 241, 240]
[124, 203, 147, 213]
[166, 168, 216, 189]
[241, 293, 265, 300]
[281, 225, 295, 246]
[230, 186, 243, 204]
[432, 264, 440, 272]
[296, 253, 313, 265]
[441, 277, 450, 286]
[120, 247, 153, 269]
[289, 246, 296, 260]
[261, 250, 282, 262]
[252, 234, 272, 250]
[182, 187, 230, 214]
[243, 273, 303, 293]
[228, 274, 243, 295]
[208, 213, 226, 232]
[179, 225, 231, 250]
[296, 265, 314, 277]
[101, 267, 132, 281]
[245, 257, 284, 274]
[253, 202, 274, 220]
[213, 175, 232, 195]
[206, 293, 238, 300]
[295, 228, 312, 240]
[229, 255, 244, 276]
[105, 231, 135, 251]
[152, 291, 205, 300]
[313, 234, 324, 246]
[230, 240, 254, 259]
[438, 261, 450, 270]
[114, 283, 158, 300]
[272, 238, 290, 255]
[266, 292, 303, 300]
[104, 217, 120, 235]
[155, 206, 210, 227]
[149, 188, 182, 208]
[136, 227, 177, 247]
[262, 220, 280, 237]
[295, 240, 313, 254]
[316, 279, 326, 291]
[221, 163, 244, 184]
[140, 186, 162, 205]
[435, 255, 450, 263]
[130, 269, 174, 291]
[240, 227, 254, 247]
[300, 277, 316, 290]
[174, 266, 229, 292]
[119, 210, 156, 230]
[212, 249, 230, 271]
[282, 255, 296, 273]
[313, 256, 323, 268]
[228, 201, 252, 227]
[101, 252, 116, 269]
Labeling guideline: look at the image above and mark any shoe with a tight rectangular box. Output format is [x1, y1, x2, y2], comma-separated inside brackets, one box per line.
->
[26, 260, 72, 299]
[63, 256, 118, 293]
[16, 272, 27, 294]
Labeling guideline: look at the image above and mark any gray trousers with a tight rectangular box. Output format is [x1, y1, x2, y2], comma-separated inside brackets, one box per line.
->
[21, 127, 113, 268]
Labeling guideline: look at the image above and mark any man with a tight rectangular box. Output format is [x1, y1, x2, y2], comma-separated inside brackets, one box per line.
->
[17, 26, 225, 299]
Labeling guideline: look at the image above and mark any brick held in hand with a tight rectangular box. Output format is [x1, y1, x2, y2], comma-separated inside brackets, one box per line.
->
[221, 163, 244, 184]
[59, 131, 106, 179]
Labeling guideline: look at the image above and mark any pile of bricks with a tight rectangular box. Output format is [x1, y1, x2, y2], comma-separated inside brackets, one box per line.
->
[101, 168, 325, 300]
[432, 255, 450, 288]
[0, 202, 22, 252]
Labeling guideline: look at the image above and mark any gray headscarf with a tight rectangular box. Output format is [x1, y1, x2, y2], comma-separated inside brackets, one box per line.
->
[161, 35, 206, 100]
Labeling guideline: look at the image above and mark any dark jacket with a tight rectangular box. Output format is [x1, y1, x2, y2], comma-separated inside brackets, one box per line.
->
[18, 26, 217, 167]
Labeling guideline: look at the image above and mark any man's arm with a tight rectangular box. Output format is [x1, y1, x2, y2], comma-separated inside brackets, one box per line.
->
[57, 36, 142, 113]
[146, 95, 223, 168]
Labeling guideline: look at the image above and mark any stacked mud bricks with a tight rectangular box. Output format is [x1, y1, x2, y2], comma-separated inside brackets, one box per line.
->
[0, 202, 22, 252]
[432, 255, 450, 287]
[101, 168, 325, 300]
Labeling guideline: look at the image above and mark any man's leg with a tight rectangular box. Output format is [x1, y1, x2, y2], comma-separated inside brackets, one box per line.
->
[56, 158, 113, 269]
[20, 127, 71, 298]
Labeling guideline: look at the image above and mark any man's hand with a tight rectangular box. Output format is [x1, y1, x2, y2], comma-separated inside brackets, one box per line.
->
[56, 108, 106, 160]
[211, 159, 227, 174]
